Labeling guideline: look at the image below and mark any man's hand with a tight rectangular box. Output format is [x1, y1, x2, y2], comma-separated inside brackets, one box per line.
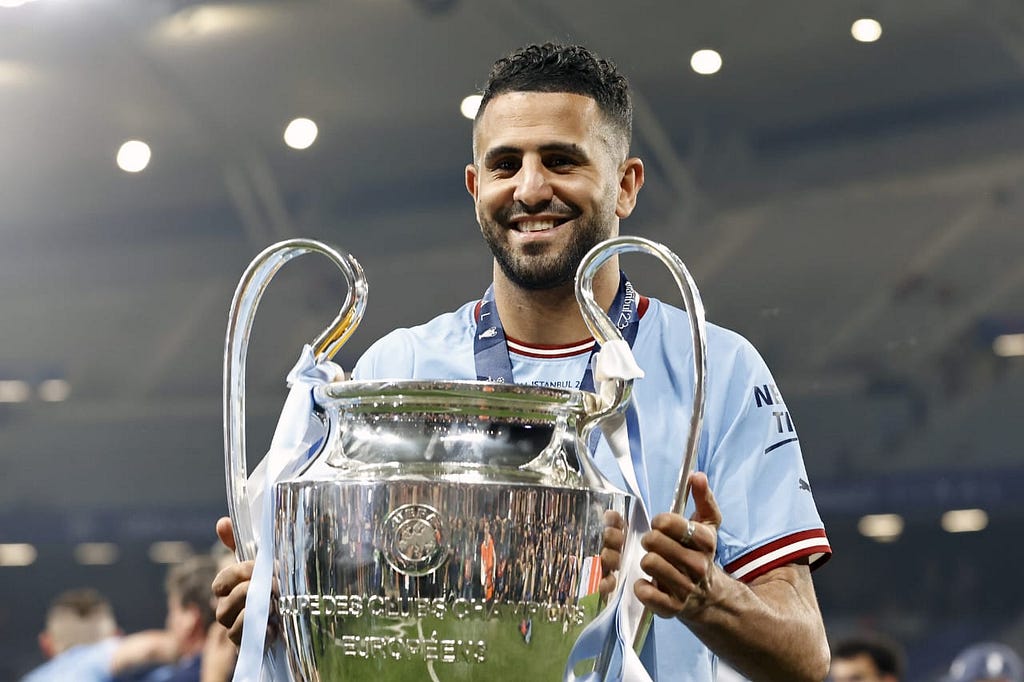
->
[211, 516, 260, 648]
[599, 510, 625, 597]
[635, 472, 723, 620]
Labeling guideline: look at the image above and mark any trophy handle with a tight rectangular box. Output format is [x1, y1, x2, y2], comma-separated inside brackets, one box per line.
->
[575, 235, 708, 656]
[223, 239, 368, 561]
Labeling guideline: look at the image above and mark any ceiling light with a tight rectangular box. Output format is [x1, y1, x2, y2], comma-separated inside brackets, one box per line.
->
[851, 18, 883, 43]
[38, 378, 71, 402]
[0, 61, 33, 86]
[0, 0, 37, 8]
[148, 541, 193, 564]
[0, 380, 31, 403]
[0, 543, 37, 566]
[157, 5, 271, 41]
[74, 543, 119, 566]
[993, 333, 1024, 357]
[117, 140, 152, 173]
[858, 513, 903, 542]
[284, 118, 318, 150]
[460, 94, 482, 120]
[941, 508, 988, 533]
[690, 49, 722, 76]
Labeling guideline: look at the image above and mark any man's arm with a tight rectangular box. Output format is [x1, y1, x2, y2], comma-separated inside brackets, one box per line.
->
[108, 631, 178, 675]
[634, 472, 830, 682]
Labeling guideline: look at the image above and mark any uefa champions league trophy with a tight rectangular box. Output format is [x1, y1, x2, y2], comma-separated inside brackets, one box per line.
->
[223, 236, 706, 681]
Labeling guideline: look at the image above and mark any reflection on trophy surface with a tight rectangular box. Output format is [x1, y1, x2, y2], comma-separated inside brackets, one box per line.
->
[272, 382, 630, 680]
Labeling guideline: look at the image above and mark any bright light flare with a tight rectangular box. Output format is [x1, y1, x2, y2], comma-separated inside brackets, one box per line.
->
[851, 18, 883, 43]
[460, 94, 482, 120]
[0, 543, 37, 566]
[38, 379, 71, 402]
[158, 5, 271, 41]
[858, 513, 904, 542]
[0, 380, 31, 403]
[284, 118, 318, 150]
[0, 61, 33, 86]
[117, 140, 152, 173]
[993, 333, 1024, 357]
[941, 508, 988, 533]
[148, 541, 193, 564]
[74, 543, 119, 566]
[690, 49, 722, 76]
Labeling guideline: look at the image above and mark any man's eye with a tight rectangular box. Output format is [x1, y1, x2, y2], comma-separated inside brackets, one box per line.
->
[492, 159, 519, 173]
[546, 156, 574, 168]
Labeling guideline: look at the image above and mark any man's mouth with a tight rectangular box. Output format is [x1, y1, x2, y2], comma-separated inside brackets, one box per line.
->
[513, 217, 571, 233]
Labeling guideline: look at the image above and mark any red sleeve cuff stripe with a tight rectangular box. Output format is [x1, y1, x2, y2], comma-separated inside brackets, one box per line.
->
[725, 529, 831, 582]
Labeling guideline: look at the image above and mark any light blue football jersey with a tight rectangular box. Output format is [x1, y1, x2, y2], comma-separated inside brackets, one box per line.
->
[20, 637, 119, 682]
[352, 292, 831, 681]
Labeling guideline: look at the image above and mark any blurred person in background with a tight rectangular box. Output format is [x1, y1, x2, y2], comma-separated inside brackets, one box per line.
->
[829, 633, 905, 682]
[946, 642, 1023, 682]
[198, 548, 237, 682]
[138, 554, 221, 682]
[22, 555, 220, 682]
[22, 588, 121, 681]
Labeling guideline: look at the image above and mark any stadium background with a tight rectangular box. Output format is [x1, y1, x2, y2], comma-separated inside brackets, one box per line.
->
[1, 1, 1023, 679]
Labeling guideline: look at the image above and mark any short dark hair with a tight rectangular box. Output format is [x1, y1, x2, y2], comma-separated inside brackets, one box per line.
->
[45, 588, 117, 652]
[834, 634, 906, 677]
[165, 555, 219, 628]
[475, 43, 633, 157]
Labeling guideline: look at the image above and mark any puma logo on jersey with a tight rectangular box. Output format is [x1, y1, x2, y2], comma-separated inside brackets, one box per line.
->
[799, 478, 811, 492]
[479, 327, 498, 339]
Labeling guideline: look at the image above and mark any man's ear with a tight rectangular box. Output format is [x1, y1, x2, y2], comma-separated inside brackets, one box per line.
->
[465, 163, 479, 203]
[615, 157, 645, 218]
[39, 631, 56, 658]
[185, 604, 204, 638]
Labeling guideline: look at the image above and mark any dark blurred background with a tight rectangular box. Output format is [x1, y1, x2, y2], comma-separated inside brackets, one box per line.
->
[2, 1, 1023, 679]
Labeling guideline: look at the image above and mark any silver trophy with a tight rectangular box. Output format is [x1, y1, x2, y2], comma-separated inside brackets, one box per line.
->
[223, 236, 706, 681]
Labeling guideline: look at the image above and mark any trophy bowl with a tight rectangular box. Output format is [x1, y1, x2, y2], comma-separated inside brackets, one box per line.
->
[274, 379, 631, 680]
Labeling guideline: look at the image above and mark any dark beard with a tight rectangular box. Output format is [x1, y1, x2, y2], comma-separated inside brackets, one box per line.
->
[482, 211, 612, 291]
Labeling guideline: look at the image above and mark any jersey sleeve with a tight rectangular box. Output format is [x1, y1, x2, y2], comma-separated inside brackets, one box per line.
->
[352, 302, 479, 382]
[704, 336, 831, 582]
[351, 328, 418, 380]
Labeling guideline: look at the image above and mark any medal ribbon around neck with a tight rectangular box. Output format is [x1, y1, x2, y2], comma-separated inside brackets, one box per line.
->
[473, 271, 650, 503]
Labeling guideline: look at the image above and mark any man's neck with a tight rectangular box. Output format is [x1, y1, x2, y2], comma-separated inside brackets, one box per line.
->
[491, 259, 620, 345]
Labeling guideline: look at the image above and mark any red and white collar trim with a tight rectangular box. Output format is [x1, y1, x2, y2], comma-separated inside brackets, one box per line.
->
[507, 337, 595, 359]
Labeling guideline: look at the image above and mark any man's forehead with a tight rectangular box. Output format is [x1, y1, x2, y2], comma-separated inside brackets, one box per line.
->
[474, 91, 604, 152]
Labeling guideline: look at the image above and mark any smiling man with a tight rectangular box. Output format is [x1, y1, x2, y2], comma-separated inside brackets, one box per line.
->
[214, 42, 832, 681]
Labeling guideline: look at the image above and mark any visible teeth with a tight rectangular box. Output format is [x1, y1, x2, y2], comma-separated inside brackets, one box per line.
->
[518, 220, 556, 232]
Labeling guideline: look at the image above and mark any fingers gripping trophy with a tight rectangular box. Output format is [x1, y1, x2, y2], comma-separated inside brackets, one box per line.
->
[221, 236, 706, 681]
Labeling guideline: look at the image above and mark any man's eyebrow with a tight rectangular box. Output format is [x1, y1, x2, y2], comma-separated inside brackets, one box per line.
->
[482, 146, 521, 166]
[481, 142, 589, 166]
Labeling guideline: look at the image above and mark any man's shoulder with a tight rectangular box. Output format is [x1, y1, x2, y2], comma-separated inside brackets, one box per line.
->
[353, 300, 477, 379]
[640, 296, 762, 363]
[368, 301, 476, 351]
[21, 638, 120, 682]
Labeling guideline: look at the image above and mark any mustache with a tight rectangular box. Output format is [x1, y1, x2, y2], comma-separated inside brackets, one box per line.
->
[497, 199, 578, 223]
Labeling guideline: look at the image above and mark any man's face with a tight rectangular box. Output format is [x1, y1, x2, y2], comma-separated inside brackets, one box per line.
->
[466, 91, 634, 290]
[164, 593, 193, 654]
[830, 654, 895, 682]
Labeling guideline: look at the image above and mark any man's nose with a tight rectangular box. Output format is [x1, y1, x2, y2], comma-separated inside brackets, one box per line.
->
[513, 160, 553, 206]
